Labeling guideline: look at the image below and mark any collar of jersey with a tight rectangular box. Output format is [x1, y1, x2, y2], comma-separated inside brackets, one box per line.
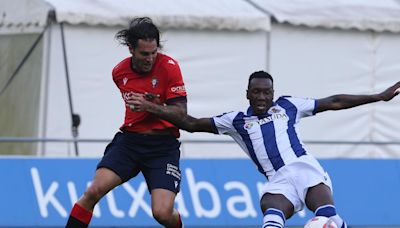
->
[246, 102, 276, 118]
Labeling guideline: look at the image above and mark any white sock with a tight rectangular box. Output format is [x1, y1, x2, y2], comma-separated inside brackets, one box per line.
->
[329, 214, 347, 228]
[315, 204, 347, 228]
[262, 208, 285, 228]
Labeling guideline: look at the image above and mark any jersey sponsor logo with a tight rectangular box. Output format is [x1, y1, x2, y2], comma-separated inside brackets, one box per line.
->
[122, 91, 136, 102]
[171, 85, 186, 93]
[244, 113, 289, 129]
[258, 113, 288, 126]
[123, 77, 128, 86]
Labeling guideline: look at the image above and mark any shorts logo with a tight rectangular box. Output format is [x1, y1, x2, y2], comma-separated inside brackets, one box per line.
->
[166, 163, 181, 181]
[123, 77, 128, 86]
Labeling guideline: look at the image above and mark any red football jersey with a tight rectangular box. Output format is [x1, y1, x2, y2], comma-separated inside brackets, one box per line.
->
[112, 53, 187, 137]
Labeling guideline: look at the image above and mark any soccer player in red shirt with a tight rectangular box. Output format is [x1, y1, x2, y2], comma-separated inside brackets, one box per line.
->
[66, 17, 186, 228]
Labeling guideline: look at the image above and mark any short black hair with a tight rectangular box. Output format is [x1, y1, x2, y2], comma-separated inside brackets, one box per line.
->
[248, 71, 273, 88]
[115, 17, 161, 48]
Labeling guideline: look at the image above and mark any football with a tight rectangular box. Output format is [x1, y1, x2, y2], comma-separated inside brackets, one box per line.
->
[304, 216, 338, 228]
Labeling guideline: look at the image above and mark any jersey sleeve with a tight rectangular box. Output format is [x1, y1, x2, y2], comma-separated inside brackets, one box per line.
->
[111, 57, 129, 88]
[165, 58, 187, 104]
[211, 111, 238, 135]
[281, 96, 317, 118]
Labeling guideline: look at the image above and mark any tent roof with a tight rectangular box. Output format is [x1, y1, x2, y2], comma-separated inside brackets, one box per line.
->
[251, 0, 400, 33]
[3, 0, 400, 34]
[0, 0, 270, 34]
[45, 0, 270, 31]
[0, 0, 52, 34]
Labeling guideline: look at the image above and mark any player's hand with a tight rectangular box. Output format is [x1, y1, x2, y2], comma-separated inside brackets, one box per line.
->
[125, 93, 146, 112]
[126, 93, 156, 112]
[379, 81, 400, 101]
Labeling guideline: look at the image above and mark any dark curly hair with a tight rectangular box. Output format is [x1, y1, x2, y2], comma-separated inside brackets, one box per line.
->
[115, 17, 161, 48]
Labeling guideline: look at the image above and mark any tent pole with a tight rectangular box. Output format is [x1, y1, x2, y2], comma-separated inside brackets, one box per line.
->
[60, 22, 80, 156]
[38, 22, 52, 156]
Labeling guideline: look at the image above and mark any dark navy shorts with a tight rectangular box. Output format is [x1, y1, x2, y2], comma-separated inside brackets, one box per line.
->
[97, 131, 182, 193]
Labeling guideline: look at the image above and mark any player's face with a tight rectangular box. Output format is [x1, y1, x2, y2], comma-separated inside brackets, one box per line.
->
[130, 39, 158, 74]
[247, 78, 274, 115]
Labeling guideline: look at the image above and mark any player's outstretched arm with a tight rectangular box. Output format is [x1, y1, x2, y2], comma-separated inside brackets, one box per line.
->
[315, 81, 400, 113]
[127, 93, 216, 133]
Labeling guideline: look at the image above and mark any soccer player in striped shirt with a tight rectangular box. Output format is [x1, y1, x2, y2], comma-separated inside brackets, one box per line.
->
[128, 70, 400, 228]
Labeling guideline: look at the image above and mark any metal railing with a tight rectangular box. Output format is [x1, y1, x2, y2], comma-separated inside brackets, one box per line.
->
[1, 137, 400, 145]
[1, 137, 400, 157]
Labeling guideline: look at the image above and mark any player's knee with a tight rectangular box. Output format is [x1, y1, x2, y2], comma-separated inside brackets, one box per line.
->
[260, 198, 269, 212]
[83, 185, 105, 203]
[152, 206, 173, 224]
[260, 193, 293, 218]
[260, 193, 275, 211]
[305, 183, 334, 211]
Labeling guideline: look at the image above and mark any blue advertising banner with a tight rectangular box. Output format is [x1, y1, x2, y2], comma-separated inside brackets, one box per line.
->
[0, 158, 399, 227]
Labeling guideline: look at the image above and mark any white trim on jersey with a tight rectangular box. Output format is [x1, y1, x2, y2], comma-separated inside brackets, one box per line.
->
[212, 96, 317, 179]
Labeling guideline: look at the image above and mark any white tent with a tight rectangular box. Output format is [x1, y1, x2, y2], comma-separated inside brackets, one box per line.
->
[1, 0, 400, 158]
[0, 0, 270, 156]
[251, 0, 400, 158]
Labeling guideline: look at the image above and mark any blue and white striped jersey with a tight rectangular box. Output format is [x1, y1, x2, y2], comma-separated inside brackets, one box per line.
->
[211, 96, 318, 179]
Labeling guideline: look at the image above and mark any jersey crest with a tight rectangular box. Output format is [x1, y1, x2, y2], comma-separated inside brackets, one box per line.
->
[151, 77, 158, 88]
